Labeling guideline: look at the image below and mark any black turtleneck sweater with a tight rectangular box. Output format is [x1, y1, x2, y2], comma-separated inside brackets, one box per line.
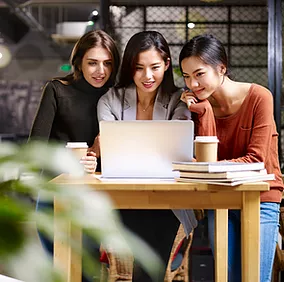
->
[29, 78, 108, 147]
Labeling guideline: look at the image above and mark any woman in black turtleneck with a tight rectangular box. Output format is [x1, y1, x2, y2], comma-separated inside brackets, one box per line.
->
[30, 30, 120, 162]
[29, 30, 120, 282]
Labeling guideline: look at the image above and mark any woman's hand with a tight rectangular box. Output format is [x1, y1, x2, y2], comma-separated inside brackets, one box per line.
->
[80, 151, 97, 174]
[180, 89, 198, 109]
[180, 90, 212, 116]
[88, 134, 100, 158]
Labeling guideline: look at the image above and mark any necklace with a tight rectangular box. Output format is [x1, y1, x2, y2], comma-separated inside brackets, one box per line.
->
[138, 102, 154, 112]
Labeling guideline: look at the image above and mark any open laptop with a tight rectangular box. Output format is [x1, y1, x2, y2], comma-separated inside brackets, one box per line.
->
[99, 120, 194, 179]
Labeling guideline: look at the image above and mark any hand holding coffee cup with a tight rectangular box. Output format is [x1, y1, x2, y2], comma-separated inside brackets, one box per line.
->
[194, 136, 219, 162]
[80, 151, 97, 174]
[65, 142, 97, 174]
[66, 142, 88, 160]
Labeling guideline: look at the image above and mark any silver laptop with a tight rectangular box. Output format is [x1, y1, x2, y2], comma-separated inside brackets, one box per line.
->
[99, 120, 194, 179]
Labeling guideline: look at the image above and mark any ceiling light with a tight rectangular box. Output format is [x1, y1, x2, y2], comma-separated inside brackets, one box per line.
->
[187, 23, 195, 29]
[92, 10, 99, 16]
[0, 44, 11, 68]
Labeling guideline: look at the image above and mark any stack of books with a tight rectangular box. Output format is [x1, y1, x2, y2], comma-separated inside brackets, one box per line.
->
[172, 161, 275, 186]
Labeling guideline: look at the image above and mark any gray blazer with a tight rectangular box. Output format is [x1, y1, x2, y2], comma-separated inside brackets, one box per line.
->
[97, 84, 197, 237]
[97, 84, 191, 121]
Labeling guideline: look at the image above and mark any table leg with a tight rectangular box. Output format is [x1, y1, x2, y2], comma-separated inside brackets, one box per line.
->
[241, 191, 260, 282]
[215, 209, 228, 282]
[54, 197, 82, 282]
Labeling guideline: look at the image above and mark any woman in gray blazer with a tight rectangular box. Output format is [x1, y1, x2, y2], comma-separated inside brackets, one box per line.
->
[97, 31, 192, 282]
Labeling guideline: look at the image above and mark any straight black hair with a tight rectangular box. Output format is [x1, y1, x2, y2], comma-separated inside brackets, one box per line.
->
[179, 34, 230, 76]
[117, 30, 178, 95]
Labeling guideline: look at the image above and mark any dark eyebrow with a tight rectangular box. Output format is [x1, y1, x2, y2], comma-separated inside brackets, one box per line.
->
[86, 58, 112, 62]
[182, 68, 204, 76]
[193, 68, 204, 73]
[136, 62, 162, 66]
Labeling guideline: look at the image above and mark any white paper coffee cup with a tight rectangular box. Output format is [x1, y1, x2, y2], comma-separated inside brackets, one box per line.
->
[194, 136, 219, 162]
[65, 142, 88, 161]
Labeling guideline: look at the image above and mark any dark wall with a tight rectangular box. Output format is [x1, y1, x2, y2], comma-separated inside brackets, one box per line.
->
[0, 30, 74, 135]
[0, 80, 45, 135]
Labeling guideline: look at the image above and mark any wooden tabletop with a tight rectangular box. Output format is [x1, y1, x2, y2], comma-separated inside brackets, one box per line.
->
[50, 173, 270, 192]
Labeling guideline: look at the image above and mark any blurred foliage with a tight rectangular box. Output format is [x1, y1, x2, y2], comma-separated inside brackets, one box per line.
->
[173, 66, 182, 78]
[0, 141, 162, 282]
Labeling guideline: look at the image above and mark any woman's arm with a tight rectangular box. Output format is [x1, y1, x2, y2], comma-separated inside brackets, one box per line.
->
[88, 133, 100, 157]
[97, 88, 119, 122]
[180, 90, 216, 136]
[28, 82, 57, 141]
[190, 99, 217, 136]
[91, 88, 120, 155]
[170, 91, 191, 120]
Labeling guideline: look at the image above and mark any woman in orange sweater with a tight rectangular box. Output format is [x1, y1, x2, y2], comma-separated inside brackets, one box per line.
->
[179, 34, 283, 282]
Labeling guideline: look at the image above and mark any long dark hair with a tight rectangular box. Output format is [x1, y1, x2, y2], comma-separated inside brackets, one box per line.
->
[57, 30, 120, 86]
[117, 30, 178, 95]
[179, 34, 230, 76]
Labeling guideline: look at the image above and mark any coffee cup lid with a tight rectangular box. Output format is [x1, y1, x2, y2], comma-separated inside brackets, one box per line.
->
[194, 136, 219, 143]
[66, 142, 88, 148]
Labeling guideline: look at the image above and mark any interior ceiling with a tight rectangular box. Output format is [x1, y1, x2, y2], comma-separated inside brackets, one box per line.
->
[0, 0, 268, 42]
[0, 0, 268, 6]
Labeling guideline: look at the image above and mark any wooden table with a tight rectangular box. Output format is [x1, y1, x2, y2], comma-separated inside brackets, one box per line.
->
[50, 173, 269, 282]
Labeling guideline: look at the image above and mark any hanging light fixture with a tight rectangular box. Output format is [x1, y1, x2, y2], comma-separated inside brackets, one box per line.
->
[0, 44, 12, 68]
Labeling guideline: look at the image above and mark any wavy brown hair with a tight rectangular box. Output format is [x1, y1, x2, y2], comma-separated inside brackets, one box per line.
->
[57, 30, 120, 86]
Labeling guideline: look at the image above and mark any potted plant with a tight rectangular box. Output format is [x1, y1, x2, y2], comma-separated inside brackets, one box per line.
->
[0, 141, 161, 282]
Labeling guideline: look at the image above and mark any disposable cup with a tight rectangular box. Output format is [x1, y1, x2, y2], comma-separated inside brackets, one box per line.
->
[65, 142, 88, 161]
[194, 136, 219, 162]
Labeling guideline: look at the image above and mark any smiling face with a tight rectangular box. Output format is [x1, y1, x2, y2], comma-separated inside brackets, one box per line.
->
[181, 56, 224, 100]
[81, 46, 113, 88]
[133, 48, 169, 96]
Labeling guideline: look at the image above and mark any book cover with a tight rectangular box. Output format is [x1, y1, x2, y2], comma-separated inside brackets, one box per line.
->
[172, 161, 265, 173]
[175, 173, 275, 186]
[178, 169, 267, 179]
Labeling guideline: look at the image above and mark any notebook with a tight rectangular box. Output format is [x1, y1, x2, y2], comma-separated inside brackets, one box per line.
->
[99, 120, 194, 179]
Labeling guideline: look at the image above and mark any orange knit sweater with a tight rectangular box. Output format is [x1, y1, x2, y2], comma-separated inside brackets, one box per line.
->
[191, 83, 283, 203]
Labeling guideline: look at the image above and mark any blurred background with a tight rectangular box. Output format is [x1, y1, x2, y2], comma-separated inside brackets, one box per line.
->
[0, 0, 282, 149]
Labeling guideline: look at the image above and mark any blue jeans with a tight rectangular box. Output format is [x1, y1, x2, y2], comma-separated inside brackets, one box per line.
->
[207, 202, 280, 282]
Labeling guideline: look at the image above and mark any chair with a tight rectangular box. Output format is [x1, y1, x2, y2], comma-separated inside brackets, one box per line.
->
[164, 225, 193, 282]
[99, 244, 133, 282]
[100, 224, 193, 282]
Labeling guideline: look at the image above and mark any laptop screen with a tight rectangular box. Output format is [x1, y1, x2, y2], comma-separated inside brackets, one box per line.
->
[99, 120, 194, 179]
